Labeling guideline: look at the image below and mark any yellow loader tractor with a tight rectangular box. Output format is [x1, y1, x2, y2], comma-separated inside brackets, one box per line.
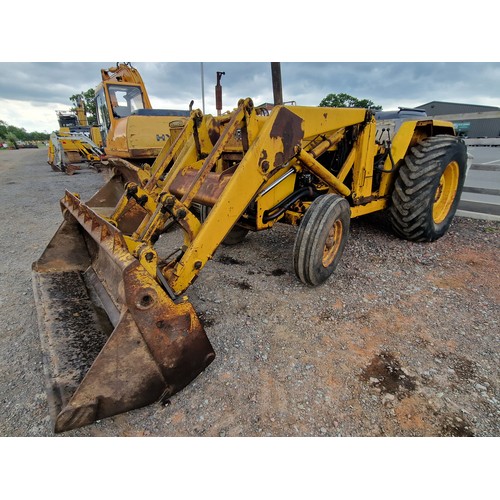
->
[47, 97, 104, 174]
[32, 98, 467, 432]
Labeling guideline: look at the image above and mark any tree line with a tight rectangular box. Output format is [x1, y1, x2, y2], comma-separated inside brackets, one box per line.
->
[0, 120, 49, 147]
[319, 93, 382, 110]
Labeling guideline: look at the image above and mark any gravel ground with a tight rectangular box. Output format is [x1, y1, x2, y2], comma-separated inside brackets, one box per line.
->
[0, 147, 499, 438]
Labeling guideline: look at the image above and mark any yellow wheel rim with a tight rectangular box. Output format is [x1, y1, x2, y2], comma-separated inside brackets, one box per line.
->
[322, 220, 343, 267]
[433, 160, 459, 224]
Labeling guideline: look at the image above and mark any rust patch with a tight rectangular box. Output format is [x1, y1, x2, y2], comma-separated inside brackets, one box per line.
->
[116, 202, 148, 235]
[169, 167, 234, 206]
[258, 149, 269, 170]
[206, 116, 222, 145]
[128, 148, 159, 158]
[269, 107, 304, 167]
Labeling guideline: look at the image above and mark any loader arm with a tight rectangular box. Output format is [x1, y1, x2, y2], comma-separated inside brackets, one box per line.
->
[116, 99, 372, 295]
[165, 107, 365, 294]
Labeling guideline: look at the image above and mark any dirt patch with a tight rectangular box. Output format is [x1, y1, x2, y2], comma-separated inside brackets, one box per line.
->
[361, 351, 417, 397]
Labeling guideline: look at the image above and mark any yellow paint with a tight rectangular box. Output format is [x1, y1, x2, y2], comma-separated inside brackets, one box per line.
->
[433, 160, 459, 224]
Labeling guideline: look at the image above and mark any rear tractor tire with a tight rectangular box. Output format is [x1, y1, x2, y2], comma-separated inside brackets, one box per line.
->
[293, 194, 351, 286]
[389, 135, 467, 242]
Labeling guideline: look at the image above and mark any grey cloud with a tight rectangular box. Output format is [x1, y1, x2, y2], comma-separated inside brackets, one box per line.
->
[0, 62, 109, 103]
[1, 62, 499, 123]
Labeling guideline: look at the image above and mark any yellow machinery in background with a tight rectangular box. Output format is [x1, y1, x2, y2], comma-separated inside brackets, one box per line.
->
[94, 62, 191, 171]
[33, 97, 467, 432]
[49, 62, 191, 175]
[47, 96, 104, 174]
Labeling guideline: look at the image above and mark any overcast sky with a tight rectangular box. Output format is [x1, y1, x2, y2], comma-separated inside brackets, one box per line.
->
[1, 62, 499, 134]
[1, 2, 498, 134]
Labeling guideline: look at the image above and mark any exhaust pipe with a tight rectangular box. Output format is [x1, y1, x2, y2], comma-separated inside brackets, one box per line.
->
[271, 62, 283, 106]
[215, 71, 225, 116]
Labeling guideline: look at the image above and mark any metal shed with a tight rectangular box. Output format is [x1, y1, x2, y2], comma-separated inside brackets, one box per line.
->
[418, 101, 500, 138]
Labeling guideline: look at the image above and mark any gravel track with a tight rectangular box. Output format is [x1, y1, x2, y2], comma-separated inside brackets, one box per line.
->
[0, 148, 499, 438]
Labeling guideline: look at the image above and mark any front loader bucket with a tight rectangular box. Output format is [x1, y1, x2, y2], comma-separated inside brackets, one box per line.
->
[32, 193, 214, 433]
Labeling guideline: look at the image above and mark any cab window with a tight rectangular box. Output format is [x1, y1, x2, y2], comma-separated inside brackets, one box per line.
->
[107, 85, 145, 118]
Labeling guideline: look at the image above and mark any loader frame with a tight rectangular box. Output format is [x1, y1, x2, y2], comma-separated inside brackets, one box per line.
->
[89, 98, 456, 294]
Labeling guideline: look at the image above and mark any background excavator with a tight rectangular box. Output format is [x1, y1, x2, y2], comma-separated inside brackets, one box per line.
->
[49, 63, 192, 176]
[33, 67, 468, 433]
[94, 63, 191, 179]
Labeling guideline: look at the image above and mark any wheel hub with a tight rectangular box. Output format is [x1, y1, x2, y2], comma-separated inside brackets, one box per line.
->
[433, 160, 459, 224]
[322, 220, 343, 267]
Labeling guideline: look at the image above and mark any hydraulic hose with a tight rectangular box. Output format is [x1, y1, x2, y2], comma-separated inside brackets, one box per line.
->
[262, 186, 318, 223]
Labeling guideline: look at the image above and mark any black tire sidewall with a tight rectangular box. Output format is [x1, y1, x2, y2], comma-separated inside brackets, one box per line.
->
[424, 140, 467, 239]
[221, 226, 249, 245]
[390, 136, 467, 242]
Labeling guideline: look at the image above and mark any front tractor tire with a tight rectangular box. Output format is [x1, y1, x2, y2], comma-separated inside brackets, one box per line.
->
[293, 194, 351, 286]
[389, 135, 467, 242]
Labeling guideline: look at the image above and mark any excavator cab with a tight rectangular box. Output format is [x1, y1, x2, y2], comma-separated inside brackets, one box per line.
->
[93, 63, 190, 165]
[57, 112, 80, 129]
[95, 82, 148, 143]
[109, 84, 145, 118]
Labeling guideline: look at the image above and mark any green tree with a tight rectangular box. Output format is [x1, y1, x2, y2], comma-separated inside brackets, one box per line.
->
[70, 88, 97, 125]
[0, 120, 7, 140]
[0, 120, 49, 143]
[319, 92, 382, 110]
[7, 124, 28, 141]
[5, 132, 19, 148]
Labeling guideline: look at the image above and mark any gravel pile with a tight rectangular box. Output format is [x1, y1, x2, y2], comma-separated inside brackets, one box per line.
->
[0, 148, 498, 437]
